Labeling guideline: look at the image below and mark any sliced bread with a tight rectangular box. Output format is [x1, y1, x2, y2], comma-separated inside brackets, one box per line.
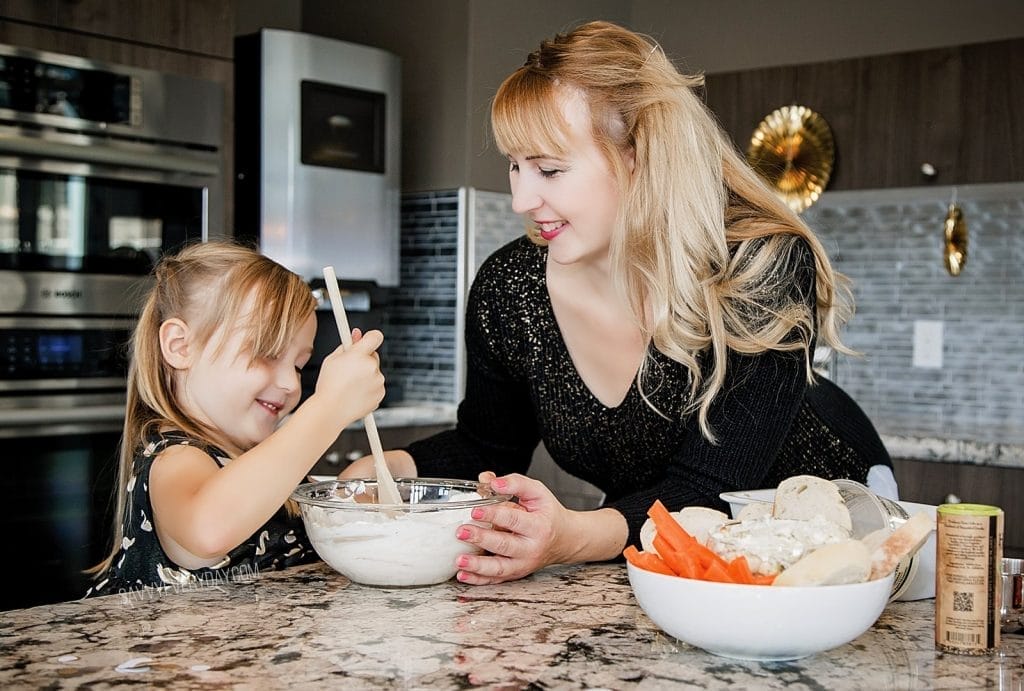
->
[772, 475, 852, 532]
[773, 540, 872, 587]
[868, 512, 935, 580]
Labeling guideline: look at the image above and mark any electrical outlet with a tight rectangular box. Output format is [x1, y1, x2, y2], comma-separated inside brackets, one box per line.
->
[912, 320, 943, 369]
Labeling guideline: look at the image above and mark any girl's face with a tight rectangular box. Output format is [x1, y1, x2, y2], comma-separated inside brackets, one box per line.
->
[507, 89, 628, 269]
[178, 311, 316, 456]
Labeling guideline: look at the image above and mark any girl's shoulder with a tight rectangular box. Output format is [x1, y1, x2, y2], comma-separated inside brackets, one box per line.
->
[136, 431, 228, 469]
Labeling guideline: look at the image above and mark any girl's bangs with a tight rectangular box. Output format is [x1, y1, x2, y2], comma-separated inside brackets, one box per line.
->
[241, 275, 315, 361]
[492, 71, 570, 157]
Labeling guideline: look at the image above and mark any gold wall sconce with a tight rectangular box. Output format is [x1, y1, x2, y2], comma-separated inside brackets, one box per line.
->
[943, 202, 968, 276]
[746, 105, 835, 214]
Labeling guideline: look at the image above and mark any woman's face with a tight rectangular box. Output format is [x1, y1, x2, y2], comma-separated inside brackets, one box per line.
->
[507, 90, 629, 269]
[177, 309, 316, 456]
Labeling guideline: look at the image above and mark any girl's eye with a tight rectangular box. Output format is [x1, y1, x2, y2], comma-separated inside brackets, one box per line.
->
[539, 167, 560, 178]
[508, 161, 519, 174]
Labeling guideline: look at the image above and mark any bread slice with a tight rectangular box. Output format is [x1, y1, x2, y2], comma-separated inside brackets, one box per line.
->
[772, 475, 852, 532]
[860, 527, 891, 553]
[773, 540, 872, 587]
[639, 506, 729, 553]
[737, 501, 772, 522]
[868, 512, 935, 580]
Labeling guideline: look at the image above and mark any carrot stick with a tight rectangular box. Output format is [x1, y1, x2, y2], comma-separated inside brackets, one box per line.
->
[726, 556, 755, 585]
[653, 534, 699, 579]
[752, 573, 777, 586]
[647, 500, 697, 553]
[623, 545, 674, 576]
[702, 559, 736, 584]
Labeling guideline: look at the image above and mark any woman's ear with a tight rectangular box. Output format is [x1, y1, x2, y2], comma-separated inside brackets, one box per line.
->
[159, 318, 192, 370]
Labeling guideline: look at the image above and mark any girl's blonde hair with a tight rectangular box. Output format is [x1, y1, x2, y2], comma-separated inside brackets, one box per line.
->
[90, 241, 316, 575]
[492, 20, 853, 441]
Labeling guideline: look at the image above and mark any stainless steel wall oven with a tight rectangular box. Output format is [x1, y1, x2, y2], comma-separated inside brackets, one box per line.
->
[0, 44, 223, 610]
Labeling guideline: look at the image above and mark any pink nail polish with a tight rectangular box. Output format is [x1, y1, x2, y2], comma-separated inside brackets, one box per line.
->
[456, 527, 470, 540]
[457, 555, 470, 568]
[471, 507, 484, 520]
[493, 478, 508, 490]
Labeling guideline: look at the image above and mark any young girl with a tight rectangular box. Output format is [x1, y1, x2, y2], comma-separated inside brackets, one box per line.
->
[88, 241, 385, 595]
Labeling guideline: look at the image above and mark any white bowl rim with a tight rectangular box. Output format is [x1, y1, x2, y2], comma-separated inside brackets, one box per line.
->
[291, 477, 512, 512]
[718, 488, 775, 506]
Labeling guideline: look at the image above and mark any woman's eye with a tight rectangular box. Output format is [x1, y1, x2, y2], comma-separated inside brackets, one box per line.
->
[508, 161, 519, 173]
[539, 168, 560, 178]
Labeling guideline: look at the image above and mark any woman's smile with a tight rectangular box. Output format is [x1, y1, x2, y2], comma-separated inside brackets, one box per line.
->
[536, 220, 568, 241]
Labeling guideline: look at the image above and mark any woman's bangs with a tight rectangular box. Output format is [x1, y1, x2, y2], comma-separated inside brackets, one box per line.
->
[492, 72, 568, 158]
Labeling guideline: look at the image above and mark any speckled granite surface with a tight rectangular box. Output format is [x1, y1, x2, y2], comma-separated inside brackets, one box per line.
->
[2, 562, 1021, 689]
[881, 434, 1024, 470]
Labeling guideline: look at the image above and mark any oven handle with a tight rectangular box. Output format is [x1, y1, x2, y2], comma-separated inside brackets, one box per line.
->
[0, 405, 125, 427]
[0, 132, 218, 176]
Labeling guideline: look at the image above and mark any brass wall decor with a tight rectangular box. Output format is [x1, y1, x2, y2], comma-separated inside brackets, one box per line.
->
[943, 203, 968, 276]
[746, 105, 835, 213]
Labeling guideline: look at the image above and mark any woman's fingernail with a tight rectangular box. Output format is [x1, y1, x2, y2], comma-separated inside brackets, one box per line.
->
[456, 570, 469, 582]
[456, 527, 471, 540]
[457, 555, 470, 568]
[471, 507, 484, 520]
[493, 478, 508, 490]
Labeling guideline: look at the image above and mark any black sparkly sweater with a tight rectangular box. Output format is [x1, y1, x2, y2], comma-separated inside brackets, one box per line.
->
[407, 236, 892, 550]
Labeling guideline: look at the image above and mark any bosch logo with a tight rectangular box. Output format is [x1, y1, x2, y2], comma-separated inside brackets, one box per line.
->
[41, 289, 84, 299]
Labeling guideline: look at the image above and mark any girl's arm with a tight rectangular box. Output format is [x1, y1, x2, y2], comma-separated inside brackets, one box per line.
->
[150, 332, 385, 561]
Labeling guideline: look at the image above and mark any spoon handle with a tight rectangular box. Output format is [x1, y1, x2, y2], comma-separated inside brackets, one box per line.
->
[322, 266, 403, 505]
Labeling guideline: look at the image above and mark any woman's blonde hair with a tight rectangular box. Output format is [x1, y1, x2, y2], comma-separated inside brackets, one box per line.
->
[90, 241, 316, 575]
[492, 20, 853, 441]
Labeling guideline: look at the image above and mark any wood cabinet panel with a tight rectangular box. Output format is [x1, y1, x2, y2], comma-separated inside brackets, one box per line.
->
[704, 39, 1023, 190]
[893, 459, 1023, 557]
[0, 0, 234, 58]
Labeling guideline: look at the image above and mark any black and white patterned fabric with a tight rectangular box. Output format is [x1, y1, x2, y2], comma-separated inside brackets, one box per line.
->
[87, 432, 316, 597]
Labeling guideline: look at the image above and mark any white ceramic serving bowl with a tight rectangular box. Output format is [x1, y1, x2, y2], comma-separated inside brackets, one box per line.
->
[291, 478, 510, 587]
[627, 561, 895, 660]
[718, 487, 937, 601]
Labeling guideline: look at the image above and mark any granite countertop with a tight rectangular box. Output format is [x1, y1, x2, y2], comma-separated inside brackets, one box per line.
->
[881, 434, 1024, 470]
[3, 562, 1021, 689]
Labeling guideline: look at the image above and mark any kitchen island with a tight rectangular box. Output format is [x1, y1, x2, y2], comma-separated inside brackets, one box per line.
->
[2, 562, 1020, 690]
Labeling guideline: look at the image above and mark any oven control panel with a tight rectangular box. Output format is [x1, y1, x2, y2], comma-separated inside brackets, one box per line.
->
[0, 317, 131, 391]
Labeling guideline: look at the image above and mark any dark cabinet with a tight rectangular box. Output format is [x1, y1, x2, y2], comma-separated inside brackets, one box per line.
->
[704, 38, 1024, 190]
[893, 459, 1023, 557]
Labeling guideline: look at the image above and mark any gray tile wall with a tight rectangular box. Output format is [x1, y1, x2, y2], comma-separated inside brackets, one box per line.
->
[388, 183, 1024, 451]
[382, 190, 461, 404]
[804, 183, 1024, 446]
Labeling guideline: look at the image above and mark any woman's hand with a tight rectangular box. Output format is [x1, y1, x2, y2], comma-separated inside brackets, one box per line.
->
[337, 449, 416, 480]
[453, 472, 628, 585]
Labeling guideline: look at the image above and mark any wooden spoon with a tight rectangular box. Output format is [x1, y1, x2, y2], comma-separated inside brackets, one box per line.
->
[322, 266, 403, 506]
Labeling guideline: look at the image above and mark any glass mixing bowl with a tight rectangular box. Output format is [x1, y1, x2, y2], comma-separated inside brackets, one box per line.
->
[292, 478, 512, 587]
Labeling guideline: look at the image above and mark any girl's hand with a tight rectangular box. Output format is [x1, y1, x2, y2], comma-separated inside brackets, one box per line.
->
[453, 472, 581, 585]
[314, 329, 386, 423]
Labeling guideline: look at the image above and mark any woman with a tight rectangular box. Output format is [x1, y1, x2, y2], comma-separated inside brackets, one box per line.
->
[343, 20, 892, 584]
